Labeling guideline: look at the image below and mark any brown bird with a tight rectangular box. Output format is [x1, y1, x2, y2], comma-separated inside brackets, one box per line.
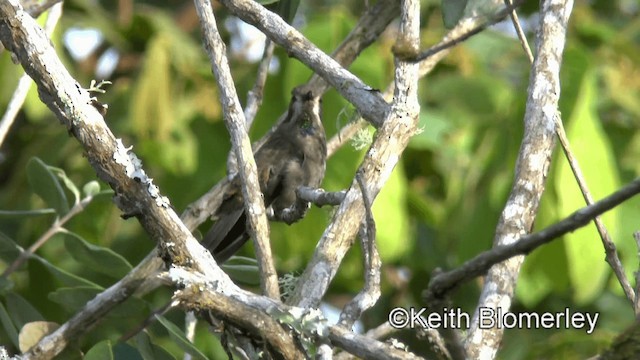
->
[202, 86, 327, 262]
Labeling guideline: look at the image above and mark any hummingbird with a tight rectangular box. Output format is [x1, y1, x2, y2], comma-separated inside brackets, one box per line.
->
[202, 86, 327, 263]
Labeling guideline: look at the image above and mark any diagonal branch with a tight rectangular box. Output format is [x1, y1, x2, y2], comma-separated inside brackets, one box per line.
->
[218, 0, 390, 128]
[425, 177, 640, 301]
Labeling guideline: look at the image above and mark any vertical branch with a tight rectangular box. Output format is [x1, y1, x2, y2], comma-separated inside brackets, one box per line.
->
[193, 0, 279, 299]
[464, 1, 574, 357]
[227, 40, 276, 177]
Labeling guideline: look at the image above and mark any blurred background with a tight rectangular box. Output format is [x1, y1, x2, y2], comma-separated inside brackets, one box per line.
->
[1, 0, 639, 358]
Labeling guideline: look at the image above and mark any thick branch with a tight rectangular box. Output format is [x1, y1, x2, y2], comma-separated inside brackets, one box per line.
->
[170, 268, 422, 360]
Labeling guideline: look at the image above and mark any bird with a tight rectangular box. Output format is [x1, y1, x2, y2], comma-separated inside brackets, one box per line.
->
[202, 86, 327, 263]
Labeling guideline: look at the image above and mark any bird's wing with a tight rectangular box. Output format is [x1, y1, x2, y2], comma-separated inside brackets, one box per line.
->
[202, 150, 286, 262]
[206, 210, 249, 263]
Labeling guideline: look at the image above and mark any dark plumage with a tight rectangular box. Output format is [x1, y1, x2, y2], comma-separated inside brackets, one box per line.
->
[202, 86, 327, 262]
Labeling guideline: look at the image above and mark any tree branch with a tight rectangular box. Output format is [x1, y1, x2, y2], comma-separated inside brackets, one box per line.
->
[193, 0, 279, 299]
[463, 1, 575, 357]
[168, 267, 423, 360]
[0, 0, 402, 357]
[218, 0, 390, 128]
[425, 177, 640, 303]
[287, 0, 421, 310]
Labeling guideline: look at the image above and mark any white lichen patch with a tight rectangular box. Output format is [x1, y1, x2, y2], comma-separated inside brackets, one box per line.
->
[113, 139, 171, 208]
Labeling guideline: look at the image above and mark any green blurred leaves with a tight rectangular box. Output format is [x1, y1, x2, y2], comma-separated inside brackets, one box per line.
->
[442, 0, 468, 28]
[155, 315, 209, 360]
[63, 232, 132, 279]
[556, 70, 622, 304]
[85, 340, 114, 360]
[26, 157, 70, 215]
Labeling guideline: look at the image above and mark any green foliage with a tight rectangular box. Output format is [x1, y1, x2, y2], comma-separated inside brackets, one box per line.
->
[134, 331, 177, 360]
[62, 232, 132, 279]
[155, 315, 208, 360]
[441, 0, 468, 28]
[26, 157, 70, 216]
[85, 340, 114, 360]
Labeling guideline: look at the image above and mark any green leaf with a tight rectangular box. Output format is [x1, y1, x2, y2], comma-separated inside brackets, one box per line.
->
[32, 254, 101, 288]
[113, 342, 143, 360]
[0, 301, 19, 348]
[18, 321, 60, 353]
[26, 157, 70, 215]
[135, 331, 177, 360]
[517, 195, 569, 307]
[85, 340, 114, 360]
[409, 110, 452, 150]
[373, 162, 410, 261]
[276, 0, 300, 24]
[0, 231, 21, 263]
[0, 208, 57, 218]
[221, 263, 260, 286]
[155, 315, 209, 360]
[224, 256, 258, 266]
[0, 277, 13, 295]
[63, 232, 132, 279]
[556, 70, 621, 304]
[48, 287, 146, 317]
[5, 292, 44, 329]
[48, 166, 81, 205]
[442, 0, 468, 28]
[48, 287, 104, 314]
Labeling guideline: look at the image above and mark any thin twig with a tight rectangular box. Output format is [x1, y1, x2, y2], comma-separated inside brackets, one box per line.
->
[296, 187, 346, 207]
[334, 322, 401, 360]
[634, 231, 640, 316]
[425, 177, 640, 301]
[409, 0, 526, 62]
[554, 112, 636, 307]
[418, 328, 452, 360]
[338, 171, 381, 327]
[422, 271, 466, 360]
[183, 312, 197, 360]
[1, 194, 93, 279]
[504, 0, 534, 63]
[245, 40, 275, 129]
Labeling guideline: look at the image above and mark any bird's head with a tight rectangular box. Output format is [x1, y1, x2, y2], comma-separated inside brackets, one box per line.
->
[286, 86, 323, 136]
